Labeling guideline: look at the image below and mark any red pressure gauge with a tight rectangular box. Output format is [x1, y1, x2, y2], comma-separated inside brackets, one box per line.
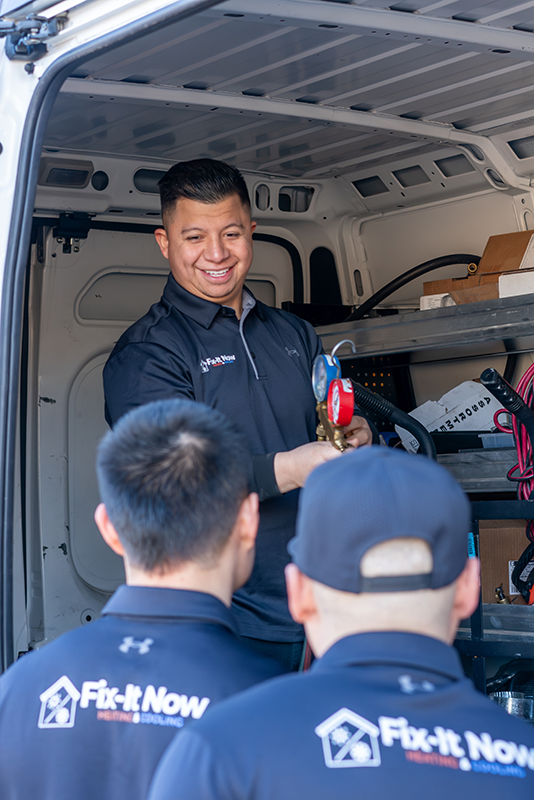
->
[327, 378, 354, 427]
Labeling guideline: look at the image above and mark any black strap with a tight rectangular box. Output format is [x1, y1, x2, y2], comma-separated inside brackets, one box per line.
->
[511, 541, 534, 602]
[359, 573, 432, 593]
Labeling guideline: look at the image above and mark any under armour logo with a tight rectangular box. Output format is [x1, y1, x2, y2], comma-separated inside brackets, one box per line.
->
[285, 347, 299, 357]
[398, 674, 435, 694]
[119, 636, 154, 655]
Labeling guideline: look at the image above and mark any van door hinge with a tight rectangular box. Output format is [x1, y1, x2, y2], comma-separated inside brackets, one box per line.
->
[53, 212, 93, 254]
[0, 13, 67, 61]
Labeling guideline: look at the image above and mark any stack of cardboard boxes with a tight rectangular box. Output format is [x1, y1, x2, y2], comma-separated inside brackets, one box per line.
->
[423, 231, 534, 306]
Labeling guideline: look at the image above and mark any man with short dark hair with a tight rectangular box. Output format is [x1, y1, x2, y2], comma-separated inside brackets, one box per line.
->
[0, 399, 282, 800]
[104, 158, 373, 669]
[149, 447, 534, 800]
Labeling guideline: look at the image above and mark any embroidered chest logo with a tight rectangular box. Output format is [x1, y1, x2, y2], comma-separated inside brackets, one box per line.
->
[285, 346, 299, 358]
[200, 354, 236, 374]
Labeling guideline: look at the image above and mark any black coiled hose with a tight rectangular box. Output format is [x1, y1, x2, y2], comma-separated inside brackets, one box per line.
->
[346, 254, 481, 322]
[480, 368, 534, 449]
[351, 381, 437, 460]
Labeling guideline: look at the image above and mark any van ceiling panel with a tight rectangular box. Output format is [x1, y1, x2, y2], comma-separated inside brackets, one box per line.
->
[46, 2, 534, 177]
[352, 1, 534, 30]
[48, 88, 421, 176]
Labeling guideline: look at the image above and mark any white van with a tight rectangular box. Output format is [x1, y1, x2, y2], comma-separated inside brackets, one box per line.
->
[1, 0, 534, 689]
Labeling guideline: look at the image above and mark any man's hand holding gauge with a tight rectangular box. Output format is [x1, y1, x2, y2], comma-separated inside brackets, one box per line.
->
[312, 341, 369, 453]
[273, 341, 371, 494]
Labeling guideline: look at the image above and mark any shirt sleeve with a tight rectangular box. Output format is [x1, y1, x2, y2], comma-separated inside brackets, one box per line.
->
[148, 729, 234, 800]
[251, 453, 281, 501]
[103, 342, 194, 427]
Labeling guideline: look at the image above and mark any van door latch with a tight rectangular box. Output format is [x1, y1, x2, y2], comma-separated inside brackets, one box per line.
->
[0, 13, 67, 61]
[53, 212, 93, 254]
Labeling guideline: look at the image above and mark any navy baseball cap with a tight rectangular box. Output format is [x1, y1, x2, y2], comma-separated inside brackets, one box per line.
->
[288, 446, 471, 593]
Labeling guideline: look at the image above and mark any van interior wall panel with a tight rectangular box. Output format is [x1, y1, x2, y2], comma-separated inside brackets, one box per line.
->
[359, 192, 523, 307]
[29, 227, 294, 634]
[13, 0, 534, 647]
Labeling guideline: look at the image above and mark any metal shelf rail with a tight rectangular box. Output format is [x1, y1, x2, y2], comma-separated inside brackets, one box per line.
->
[318, 293, 534, 358]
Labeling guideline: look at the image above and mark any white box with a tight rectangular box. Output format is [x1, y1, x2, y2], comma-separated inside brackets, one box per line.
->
[420, 293, 456, 311]
[395, 380, 503, 453]
[499, 269, 534, 299]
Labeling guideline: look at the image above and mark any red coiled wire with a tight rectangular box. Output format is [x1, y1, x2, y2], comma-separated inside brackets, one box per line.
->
[494, 362, 534, 540]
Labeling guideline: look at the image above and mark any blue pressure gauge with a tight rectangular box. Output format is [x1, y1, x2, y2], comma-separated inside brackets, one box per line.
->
[312, 354, 340, 402]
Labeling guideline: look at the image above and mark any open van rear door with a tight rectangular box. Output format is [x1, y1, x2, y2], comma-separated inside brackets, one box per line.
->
[0, 0, 222, 673]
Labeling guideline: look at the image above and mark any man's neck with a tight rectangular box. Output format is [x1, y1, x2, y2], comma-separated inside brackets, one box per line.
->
[223, 295, 243, 318]
[306, 616, 453, 658]
[125, 561, 234, 607]
[176, 277, 244, 318]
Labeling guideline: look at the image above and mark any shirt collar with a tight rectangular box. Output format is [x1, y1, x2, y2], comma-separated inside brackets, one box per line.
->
[311, 631, 464, 683]
[162, 274, 264, 328]
[101, 585, 238, 634]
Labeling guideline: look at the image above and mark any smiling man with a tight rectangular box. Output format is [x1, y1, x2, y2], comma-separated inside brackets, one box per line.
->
[155, 191, 254, 313]
[103, 159, 372, 669]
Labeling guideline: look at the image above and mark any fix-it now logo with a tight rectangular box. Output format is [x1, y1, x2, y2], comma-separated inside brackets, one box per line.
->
[200, 354, 236, 373]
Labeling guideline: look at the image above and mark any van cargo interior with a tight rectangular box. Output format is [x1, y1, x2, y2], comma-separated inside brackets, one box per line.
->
[7, 0, 534, 696]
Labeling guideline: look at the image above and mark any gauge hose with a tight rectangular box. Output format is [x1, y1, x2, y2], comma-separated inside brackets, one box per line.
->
[350, 381, 437, 460]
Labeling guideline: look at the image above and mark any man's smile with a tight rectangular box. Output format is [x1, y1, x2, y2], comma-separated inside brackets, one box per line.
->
[202, 266, 233, 279]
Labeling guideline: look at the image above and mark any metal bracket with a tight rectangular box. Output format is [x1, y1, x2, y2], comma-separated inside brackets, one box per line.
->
[1, 13, 67, 61]
[53, 212, 92, 254]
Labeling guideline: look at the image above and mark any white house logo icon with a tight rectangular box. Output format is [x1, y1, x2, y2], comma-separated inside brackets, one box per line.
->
[38, 676, 81, 729]
[315, 708, 381, 769]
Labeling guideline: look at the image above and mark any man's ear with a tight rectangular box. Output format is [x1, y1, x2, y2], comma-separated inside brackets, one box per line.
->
[154, 228, 169, 260]
[285, 563, 318, 625]
[235, 493, 259, 551]
[250, 220, 257, 235]
[94, 503, 124, 557]
[452, 557, 480, 623]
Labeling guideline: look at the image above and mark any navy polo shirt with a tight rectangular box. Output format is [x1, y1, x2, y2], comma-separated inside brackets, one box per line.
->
[149, 631, 534, 800]
[103, 276, 322, 642]
[0, 585, 282, 800]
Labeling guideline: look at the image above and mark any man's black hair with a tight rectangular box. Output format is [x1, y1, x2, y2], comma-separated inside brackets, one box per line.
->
[158, 158, 251, 221]
[96, 399, 251, 573]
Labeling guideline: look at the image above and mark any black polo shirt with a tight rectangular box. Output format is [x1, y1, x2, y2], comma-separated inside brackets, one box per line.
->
[149, 631, 534, 800]
[103, 276, 322, 642]
[0, 585, 282, 800]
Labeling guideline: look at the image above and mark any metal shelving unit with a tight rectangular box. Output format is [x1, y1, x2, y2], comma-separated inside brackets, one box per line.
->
[456, 502, 534, 693]
[320, 297, 534, 694]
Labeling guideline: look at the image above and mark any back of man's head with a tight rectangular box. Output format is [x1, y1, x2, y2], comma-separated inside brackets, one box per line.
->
[288, 447, 474, 647]
[96, 399, 251, 574]
[158, 158, 251, 223]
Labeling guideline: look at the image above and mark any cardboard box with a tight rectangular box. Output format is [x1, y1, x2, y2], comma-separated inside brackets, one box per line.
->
[423, 231, 534, 304]
[479, 519, 532, 604]
[478, 231, 534, 273]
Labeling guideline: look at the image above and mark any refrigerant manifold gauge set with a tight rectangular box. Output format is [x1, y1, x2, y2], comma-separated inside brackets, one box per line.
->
[312, 341, 356, 452]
